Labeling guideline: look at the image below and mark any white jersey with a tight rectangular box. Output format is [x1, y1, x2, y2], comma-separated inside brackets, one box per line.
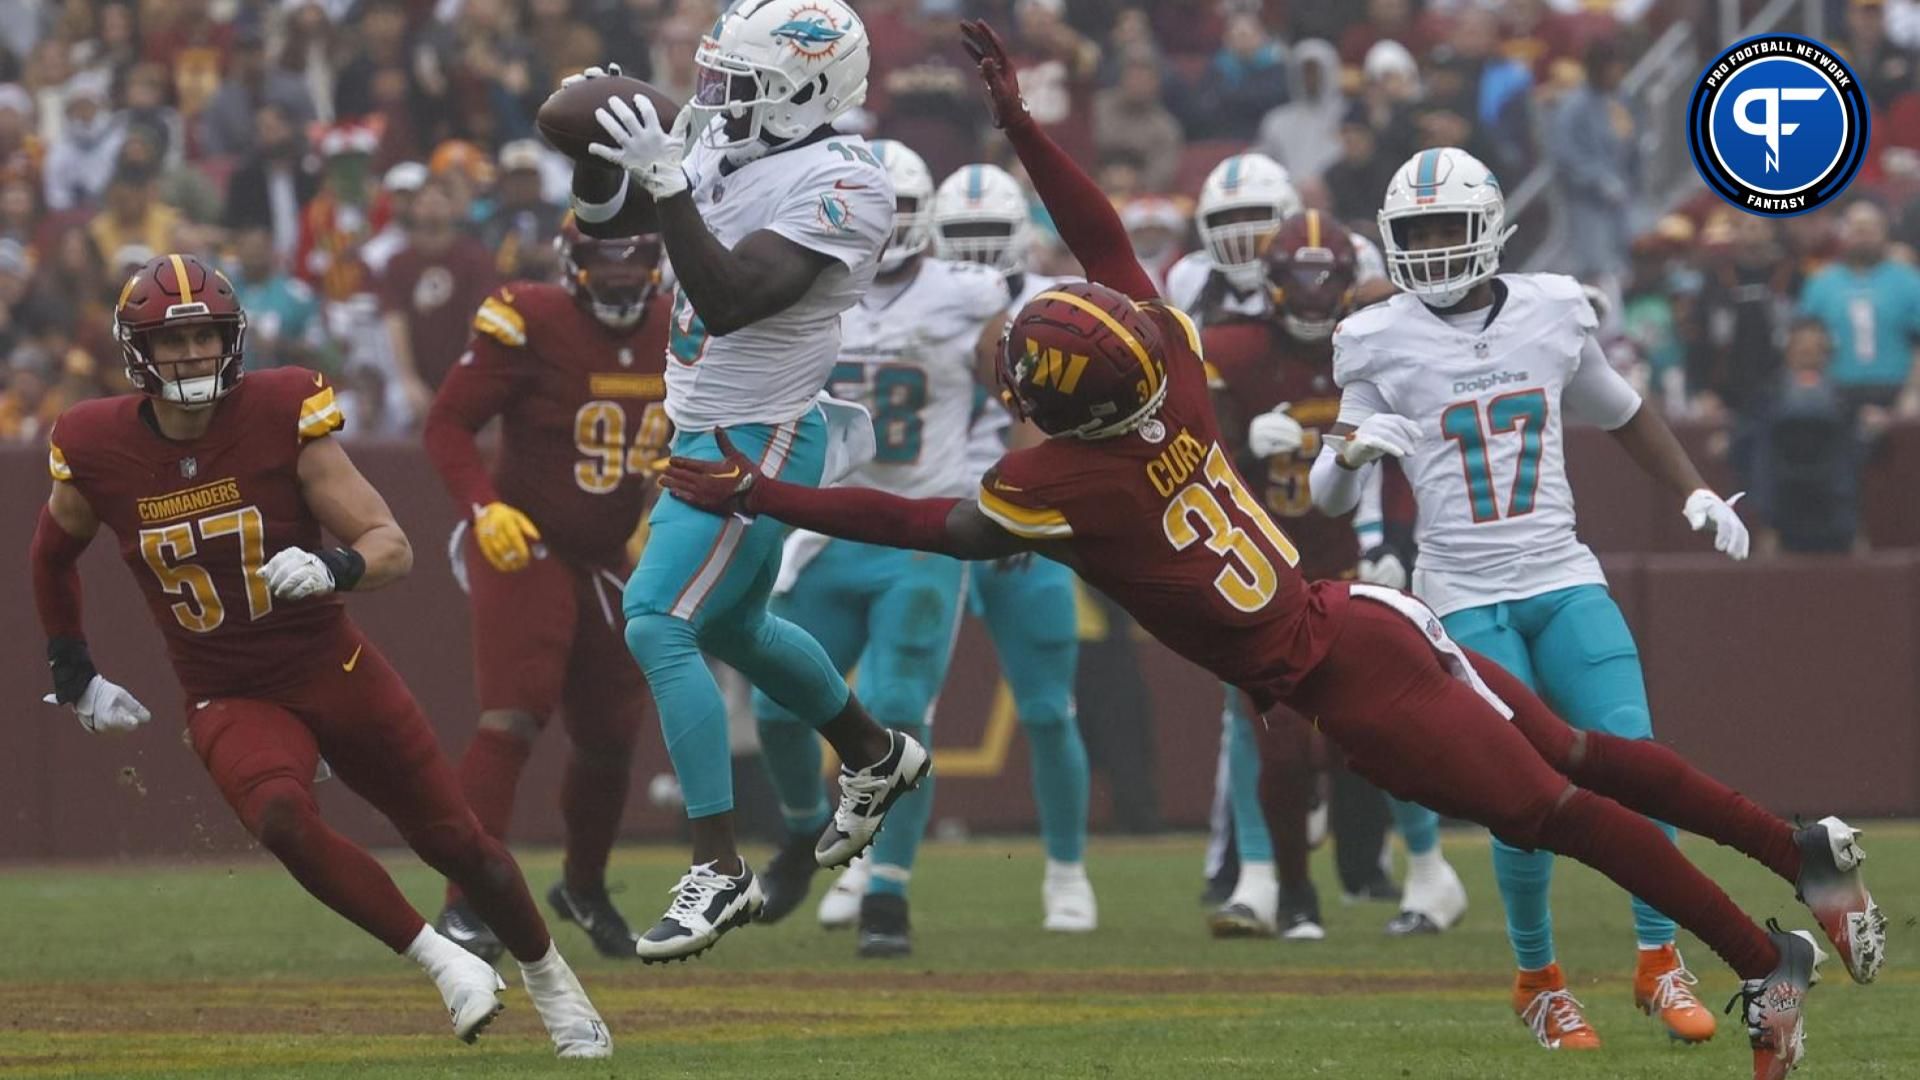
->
[1332, 273, 1640, 617]
[831, 257, 1009, 498]
[663, 132, 894, 430]
[1165, 236, 1386, 328]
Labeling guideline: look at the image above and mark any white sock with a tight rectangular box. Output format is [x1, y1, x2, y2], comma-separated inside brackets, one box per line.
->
[1238, 860, 1277, 890]
[405, 924, 460, 971]
[1045, 859, 1087, 883]
[1405, 846, 1446, 883]
[519, 941, 562, 979]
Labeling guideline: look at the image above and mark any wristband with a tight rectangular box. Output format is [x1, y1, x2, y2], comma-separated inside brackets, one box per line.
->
[47, 636, 97, 705]
[316, 547, 366, 591]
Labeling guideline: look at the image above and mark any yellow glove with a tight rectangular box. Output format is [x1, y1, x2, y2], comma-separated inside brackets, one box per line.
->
[473, 501, 541, 572]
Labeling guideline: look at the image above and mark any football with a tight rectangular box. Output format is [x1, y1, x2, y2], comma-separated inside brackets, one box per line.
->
[536, 74, 681, 164]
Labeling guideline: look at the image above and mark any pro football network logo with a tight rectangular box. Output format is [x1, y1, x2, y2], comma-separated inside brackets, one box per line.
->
[1687, 33, 1869, 217]
[771, 4, 848, 61]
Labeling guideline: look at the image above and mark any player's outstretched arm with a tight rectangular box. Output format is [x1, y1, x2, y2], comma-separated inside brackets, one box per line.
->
[293, 437, 414, 591]
[659, 432, 1032, 560]
[960, 20, 1157, 302]
[422, 333, 544, 572]
[34, 484, 151, 731]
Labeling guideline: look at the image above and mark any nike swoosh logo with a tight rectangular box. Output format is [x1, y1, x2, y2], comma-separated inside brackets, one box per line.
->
[312, 372, 324, 387]
[714, 466, 741, 479]
[834, 180, 867, 190]
[992, 479, 1024, 493]
[343, 645, 362, 672]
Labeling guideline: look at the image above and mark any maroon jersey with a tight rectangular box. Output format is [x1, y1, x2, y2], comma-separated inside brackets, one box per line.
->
[1202, 318, 1359, 583]
[976, 303, 1341, 710]
[377, 236, 499, 389]
[423, 282, 672, 567]
[47, 368, 347, 698]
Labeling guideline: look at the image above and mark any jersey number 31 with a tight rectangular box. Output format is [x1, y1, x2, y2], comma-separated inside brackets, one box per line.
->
[1163, 445, 1301, 612]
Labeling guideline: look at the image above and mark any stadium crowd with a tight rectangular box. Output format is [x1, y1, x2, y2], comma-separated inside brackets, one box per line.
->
[0, 0, 1916, 551]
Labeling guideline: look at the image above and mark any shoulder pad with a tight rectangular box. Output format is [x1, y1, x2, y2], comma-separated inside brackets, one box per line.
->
[473, 288, 529, 348]
[977, 459, 1074, 540]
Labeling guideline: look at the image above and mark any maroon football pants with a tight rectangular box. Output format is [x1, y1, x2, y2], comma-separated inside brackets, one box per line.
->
[188, 623, 551, 961]
[1293, 596, 1800, 980]
[449, 542, 655, 903]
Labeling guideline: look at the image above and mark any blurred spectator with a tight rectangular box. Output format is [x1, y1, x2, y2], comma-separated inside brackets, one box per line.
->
[142, 0, 233, 119]
[120, 62, 182, 168]
[1323, 103, 1398, 227]
[198, 24, 317, 159]
[118, 127, 219, 249]
[1359, 40, 1421, 169]
[87, 160, 180, 262]
[377, 178, 496, 418]
[1120, 196, 1188, 294]
[1258, 39, 1345, 184]
[20, 224, 114, 366]
[1687, 214, 1794, 418]
[591, 0, 671, 83]
[1748, 319, 1872, 555]
[0, 83, 42, 189]
[363, 160, 427, 276]
[42, 71, 123, 210]
[877, 56, 983, 183]
[333, 0, 413, 122]
[428, 138, 495, 226]
[1546, 42, 1635, 290]
[1620, 215, 1697, 413]
[1094, 56, 1183, 194]
[1841, 0, 1916, 113]
[0, 236, 28, 357]
[645, 13, 704, 105]
[1009, 0, 1102, 164]
[224, 103, 319, 260]
[87, 2, 142, 84]
[227, 225, 333, 374]
[1798, 200, 1920, 415]
[0, 0, 46, 69]
[0, 174, 37, 250]
[481, 140, 563, 282]
[281, 1, 340, 125]
[1339, 0, 1434, 65]
[0, 346, 59, 441]
[297, 121, 382, 302]
[1425, 8, 1534, 173]
[1179, 13, 1290, 140]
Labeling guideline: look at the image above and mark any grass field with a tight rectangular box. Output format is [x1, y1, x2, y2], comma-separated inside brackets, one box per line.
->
[1, 826, 1914, 1079]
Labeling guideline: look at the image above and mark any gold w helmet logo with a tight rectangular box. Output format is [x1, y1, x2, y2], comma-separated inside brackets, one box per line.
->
[1025, 339, 1090, 394]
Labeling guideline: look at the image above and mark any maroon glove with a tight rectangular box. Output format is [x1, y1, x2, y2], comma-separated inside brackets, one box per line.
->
[659, 430, 762, 516]
[959, 19, 1030, 130]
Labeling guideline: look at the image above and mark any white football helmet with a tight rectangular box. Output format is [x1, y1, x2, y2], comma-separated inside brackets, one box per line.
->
[871, 138, 933, 273]
[1196, 153, 1301, 290]
[1378, 147, 1515, 308]
[691, 0, 869, 151]
[932, 163, 1031, 274]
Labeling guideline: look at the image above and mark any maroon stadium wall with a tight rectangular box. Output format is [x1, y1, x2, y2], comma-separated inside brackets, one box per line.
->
[3, 427, 1916, 860]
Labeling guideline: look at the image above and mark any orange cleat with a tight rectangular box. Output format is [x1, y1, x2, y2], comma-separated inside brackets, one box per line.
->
[1634, 944, 1717, 1043]
[1513, 964, 1603, 1050]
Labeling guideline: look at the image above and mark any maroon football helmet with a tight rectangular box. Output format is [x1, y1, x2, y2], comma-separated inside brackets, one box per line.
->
[114, 253, 249, 408]
[1264, 210, 1358, 342]
[557, 215, 664, 330]
[999, 280, 1168, 439]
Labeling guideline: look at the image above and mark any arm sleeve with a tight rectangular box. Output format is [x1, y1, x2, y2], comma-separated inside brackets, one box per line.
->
[1564, 336, 1643, 430]
[1353, 464, 1386, 552]
[422, 329, 524, 509]
[32, 503, 88, 640]
[1310, 379, 1393, 516]
[764, 160, 893, 271]
[1003, 118, 1158, 301]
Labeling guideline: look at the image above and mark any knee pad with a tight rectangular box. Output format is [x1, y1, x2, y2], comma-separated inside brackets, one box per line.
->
[243, 780, 320, 852]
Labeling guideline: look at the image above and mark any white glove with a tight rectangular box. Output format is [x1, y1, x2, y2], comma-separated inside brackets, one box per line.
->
[1247, 404, 1305, 458]
[1682, 489, 1750, 561]
[1330, 413, 1422, 468]
[262, 547, 336, 601]
[1356, 548, 1408, 590]
[590, 92, 689, 199]
[559, 62, 621, 90]
[44, 674, 151, 734]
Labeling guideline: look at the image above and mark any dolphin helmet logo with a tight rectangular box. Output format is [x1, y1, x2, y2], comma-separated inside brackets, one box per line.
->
[771, 4, 846, 59]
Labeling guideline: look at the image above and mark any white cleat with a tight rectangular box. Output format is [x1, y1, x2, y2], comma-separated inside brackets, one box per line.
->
[1208, 867, 1278, 938]
[818, 855, 870, 929]
[424, 938, 506, 1043]
[1794, 816, 1887, 984]
[635, 861, 765, 963]
[519, 944, 612, 1059]
[1387, 848, 1468, 935]
[1042, 860, 1097, 933]
[815, 731, 931, 868]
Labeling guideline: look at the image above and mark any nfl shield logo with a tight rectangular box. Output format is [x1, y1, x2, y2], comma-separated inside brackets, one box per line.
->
[179, 456, 198, 479]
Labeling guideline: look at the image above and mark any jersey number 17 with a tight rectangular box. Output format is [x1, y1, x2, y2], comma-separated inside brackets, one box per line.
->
[1441, 390, 1548, 523]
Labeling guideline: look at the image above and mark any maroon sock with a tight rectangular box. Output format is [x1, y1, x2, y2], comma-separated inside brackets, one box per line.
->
[1258, 760, 1314, 896]
[1542, 788, 1780, 979]
[245, 780, 426, 952]
[1573, 732, 1802, 884]
[445, 728, 533, 906]
[561, 753, 632, 892]
[422, 820, 552, 963]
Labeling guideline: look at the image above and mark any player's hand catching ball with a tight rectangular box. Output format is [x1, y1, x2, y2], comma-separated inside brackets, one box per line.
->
[1330, 413, 1421, 468]
[659, 430, 763, 517]
[262, 547, 338, 600]
[1682, 489, 1750, 560]
[44, 674, 151, 734]
[559, 62, 621, 90]
[960, 20, 1031, 129]
[473, 501, 542, 572]
[1248, 404, 1305, 458]
[590, 92, 689, 199]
